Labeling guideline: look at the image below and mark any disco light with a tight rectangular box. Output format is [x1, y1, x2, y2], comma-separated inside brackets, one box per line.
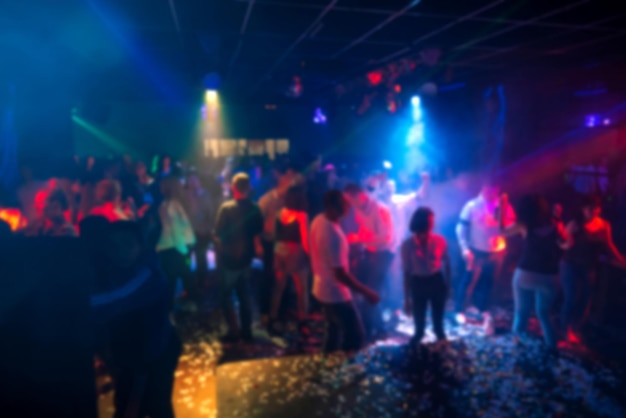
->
[603, 118, 611, 126]
[585, 115, 597, 128]
[313, 107, 327, 124]
[205, 90, 218, 103]
[367, 71, 383, 86]
[383, 161, 392, 170]
[411, 96, 421, 107]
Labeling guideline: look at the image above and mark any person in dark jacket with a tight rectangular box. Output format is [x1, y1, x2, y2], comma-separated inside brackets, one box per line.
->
[84, 219, 181, 418]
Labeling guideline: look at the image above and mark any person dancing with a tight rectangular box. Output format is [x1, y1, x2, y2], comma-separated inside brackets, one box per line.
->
[561, 195, 626, 342]
[310, 190, 380, 353]
[343, 183, 395, 340]
[455, 181, 515, 325]
[499, 194, 570, 348]
[214, 173, 264, 343]
[401, 207, 451, 345]
[269, 185, 311, 337]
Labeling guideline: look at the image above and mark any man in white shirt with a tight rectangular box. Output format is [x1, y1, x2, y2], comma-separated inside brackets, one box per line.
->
[311, 190, 380, 353]
[455, 181, 515, 321]
[343, 183, 394, 340]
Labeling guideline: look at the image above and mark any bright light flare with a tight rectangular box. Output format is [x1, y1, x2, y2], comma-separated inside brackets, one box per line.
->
[205, 90, 218, 103]
[411, 96, 421, 107]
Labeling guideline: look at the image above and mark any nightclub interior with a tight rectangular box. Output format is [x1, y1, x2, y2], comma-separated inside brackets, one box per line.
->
[1, 1, 626, 417]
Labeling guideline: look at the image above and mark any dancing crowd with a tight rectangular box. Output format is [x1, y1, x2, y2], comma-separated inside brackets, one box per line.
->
[1, 152, 624, 418]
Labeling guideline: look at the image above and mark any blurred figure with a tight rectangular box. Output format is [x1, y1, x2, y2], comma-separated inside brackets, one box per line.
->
[185, 173, 214, 277]
[500, 194, 569, 348]
[343, 183, 395, 340]
[156, 176, 197, 308]
[156, 155, 173, 178]
[455, 180, 515, 323]
[132, 161, 156, 209]
[19, 189, 77, 237]
[561, 195, 626, 340]
[401, 207, 450, 344]
[269, 185, 310, 336]
[16, 165, 46, 225]
[90, 180, 134, 222]
[214, 173, 263, 342]
[86, 221, 180, 418]
[310, 190, 379, 353]
[258, 164, 297, 326]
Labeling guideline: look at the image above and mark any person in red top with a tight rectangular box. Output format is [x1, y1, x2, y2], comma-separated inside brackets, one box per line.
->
[20, 189, 77, 237]
[343, 183, 395, 340]
[401, 207, 451, 344]
[90, 179, 134, 222]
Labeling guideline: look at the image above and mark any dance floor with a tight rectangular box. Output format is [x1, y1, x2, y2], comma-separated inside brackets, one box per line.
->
[98, 305, 626, 418]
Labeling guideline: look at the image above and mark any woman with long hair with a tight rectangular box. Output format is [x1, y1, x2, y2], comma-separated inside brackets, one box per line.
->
[560, 195, 626, 341]
[500, 194, 570, 348]
[269, 184, 311, 336]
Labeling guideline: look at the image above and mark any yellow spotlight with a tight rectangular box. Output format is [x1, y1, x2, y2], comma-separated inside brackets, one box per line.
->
[205, 90, 218, 103]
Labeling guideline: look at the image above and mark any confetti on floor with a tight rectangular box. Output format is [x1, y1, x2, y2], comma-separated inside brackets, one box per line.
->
[216, 335, 625, 418]
[98, 303, 626, 418]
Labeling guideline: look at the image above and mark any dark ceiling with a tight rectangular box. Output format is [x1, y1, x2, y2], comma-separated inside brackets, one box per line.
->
[3, 0, 626, 103]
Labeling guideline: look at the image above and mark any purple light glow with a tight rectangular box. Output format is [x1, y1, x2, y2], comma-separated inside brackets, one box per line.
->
[603, 118, 611, 126]
[585, 115, 597, 128]
[313, 108, 327, 124]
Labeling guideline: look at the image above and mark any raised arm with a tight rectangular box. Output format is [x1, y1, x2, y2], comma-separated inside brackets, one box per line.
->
[456, 201, 472, 255]
[499, 194, 525, 238]
[557, 220, 574, 250]
[298, 212, 310, 254]
[603, 222, 626, 269]
[415, 172, 430, 200]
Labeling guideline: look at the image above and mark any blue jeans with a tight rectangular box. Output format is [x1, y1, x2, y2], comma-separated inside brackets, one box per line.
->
[512, 269, 557, 347]
[219, 267, 253, 337]
[455, 250, 503, 313]
[560, 261, 591, 333]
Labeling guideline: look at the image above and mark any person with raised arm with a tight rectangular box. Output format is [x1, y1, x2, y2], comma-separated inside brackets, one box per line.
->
[499, 194, 570, 349]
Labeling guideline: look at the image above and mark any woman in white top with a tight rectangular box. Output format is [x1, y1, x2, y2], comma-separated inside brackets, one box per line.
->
[156, 176, 197, 307]
[401, 207, 451, 344]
